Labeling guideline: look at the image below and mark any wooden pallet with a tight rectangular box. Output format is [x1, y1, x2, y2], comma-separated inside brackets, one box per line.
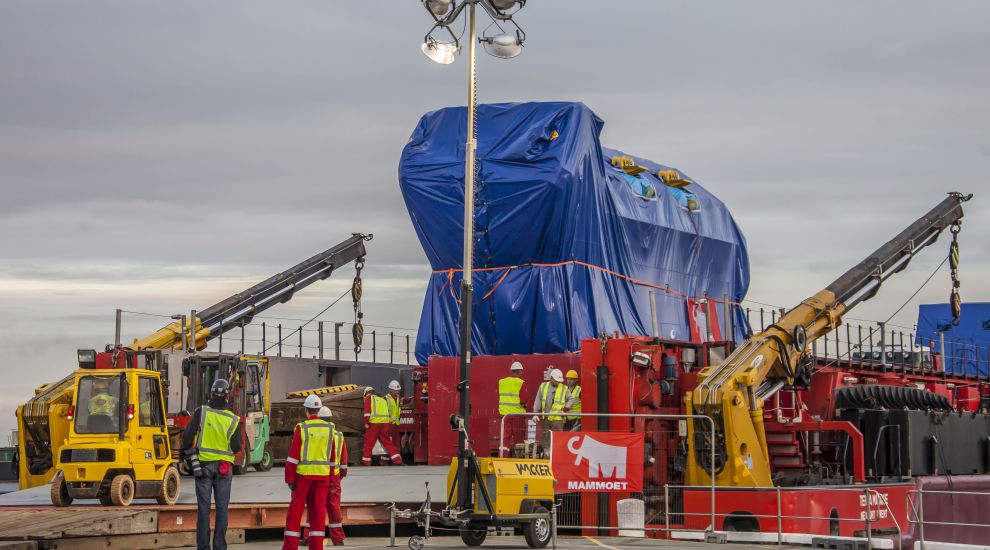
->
[0, 508, 246, 550]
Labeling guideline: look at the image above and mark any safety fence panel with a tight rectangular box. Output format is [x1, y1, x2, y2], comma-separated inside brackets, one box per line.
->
[907, 489, 990, 547]
[499, 412, 715, 537]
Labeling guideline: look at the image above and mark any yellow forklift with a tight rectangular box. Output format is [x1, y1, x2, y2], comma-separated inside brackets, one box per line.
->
[50, 349, 179, 506]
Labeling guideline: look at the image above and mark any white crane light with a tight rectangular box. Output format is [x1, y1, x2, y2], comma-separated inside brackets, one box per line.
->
[422, 39, 459, 64]
[489, 0, 519, 11]
[482, 33, 522, 59]
[425, 0, 454, 17]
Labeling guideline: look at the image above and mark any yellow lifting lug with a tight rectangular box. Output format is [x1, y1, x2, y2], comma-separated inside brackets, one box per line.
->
[658, 169, 695, 188]
[610, 155, 648, 176]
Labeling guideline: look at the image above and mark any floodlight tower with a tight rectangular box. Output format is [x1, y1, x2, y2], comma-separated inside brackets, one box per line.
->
[418, 0, 528, 512]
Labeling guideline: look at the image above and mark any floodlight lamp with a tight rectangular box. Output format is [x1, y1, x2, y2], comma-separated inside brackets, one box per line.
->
[422, 37, 459, 64]
[425, 0, 453, 17]
[482, 33, 522, 59]
[489, 0, 522, 12]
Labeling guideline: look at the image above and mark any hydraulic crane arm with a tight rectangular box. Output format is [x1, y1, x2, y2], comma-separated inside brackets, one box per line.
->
[686, 193, 971, 488]
[132, 233, 372, 351]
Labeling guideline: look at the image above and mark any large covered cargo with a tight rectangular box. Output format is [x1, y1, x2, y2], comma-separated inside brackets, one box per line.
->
[399, 102, 750, 363]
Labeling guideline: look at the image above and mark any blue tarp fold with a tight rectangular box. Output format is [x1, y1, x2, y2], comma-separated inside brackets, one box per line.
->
[399, 102, 750, 364]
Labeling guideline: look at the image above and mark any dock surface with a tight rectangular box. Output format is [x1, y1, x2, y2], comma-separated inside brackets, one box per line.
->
[0, 466, 447, 507]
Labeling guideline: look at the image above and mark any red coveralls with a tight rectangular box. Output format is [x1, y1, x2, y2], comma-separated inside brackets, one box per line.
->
[362, 394, 402, 465]
[326, 430, 348, 545]
[282, 415, 337, 550]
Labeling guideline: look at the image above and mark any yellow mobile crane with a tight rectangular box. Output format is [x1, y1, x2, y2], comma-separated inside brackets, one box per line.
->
[685, 193, 970, 488]
[16, 234, 370, 490]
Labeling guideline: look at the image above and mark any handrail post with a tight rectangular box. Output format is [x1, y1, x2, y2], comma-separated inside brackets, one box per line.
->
[318, 321, 324, 360]
[918, 488, 925, 550]
[388, 503, 396, 547]
[864, 488, 872, 545]
[664, 483, 671, 534]
[776, 487, 782, 545]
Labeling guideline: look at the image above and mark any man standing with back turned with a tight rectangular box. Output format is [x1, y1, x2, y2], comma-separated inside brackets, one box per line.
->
[497, 361, 528, 454]
[182, 379, 241, 550]
[283, 395, 332, 550]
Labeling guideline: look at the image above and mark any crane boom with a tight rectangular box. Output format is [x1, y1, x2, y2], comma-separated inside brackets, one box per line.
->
[132, 233, 371, 350]
[686, 193, 971, 488]
[17, 232, 371, 489]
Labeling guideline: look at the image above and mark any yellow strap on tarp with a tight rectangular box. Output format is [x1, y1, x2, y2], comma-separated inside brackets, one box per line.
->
[285, 384, 359, 399]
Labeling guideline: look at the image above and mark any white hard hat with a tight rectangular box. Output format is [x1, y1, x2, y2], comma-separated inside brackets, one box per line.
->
[550, 369, 564, 383]
[303, 394, 322, 409]
[388, 380, 401, 391]
[317, 406, 333, 419]
[510, 361, 524, 372]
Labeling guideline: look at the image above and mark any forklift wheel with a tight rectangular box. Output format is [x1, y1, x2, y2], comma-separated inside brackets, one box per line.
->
[459, 524, 487, 547]
[524, 506, 551, 549]
[99, 494, 114, 506]
[254, 445, 274, 472]
[109, 474, 134, 506]
[156, 466, 181, 505]
[50, 472, 72, 507]
[408, 536, 425, 550]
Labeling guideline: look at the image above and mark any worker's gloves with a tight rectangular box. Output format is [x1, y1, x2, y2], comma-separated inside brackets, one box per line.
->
[288, 482, 295, 491]
[178, 449, 186, 461]
[364, 423, 369, 430]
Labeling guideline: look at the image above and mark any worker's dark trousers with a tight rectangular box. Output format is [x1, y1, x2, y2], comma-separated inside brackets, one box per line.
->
[195, 461, 232, 550]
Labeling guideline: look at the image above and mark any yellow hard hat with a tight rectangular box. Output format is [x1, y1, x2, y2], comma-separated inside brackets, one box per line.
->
[565, 370, 579, 380]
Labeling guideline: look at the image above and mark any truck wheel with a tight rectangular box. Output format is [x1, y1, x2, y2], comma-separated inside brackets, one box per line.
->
[50, 472, 72, 507]
[156, 466, 181, 505]
[524, 506, 552, 549]
[99, 494, 114, 506]
[109, 474, 134, 506]
[459, 524, 487, 546]
[254, 445, 274, 472]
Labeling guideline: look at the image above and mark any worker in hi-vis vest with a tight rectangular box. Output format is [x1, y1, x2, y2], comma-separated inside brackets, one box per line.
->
[497, 361, 528, 454]
[283, 395, 338, 550]
[181, 379, 242, 550]
[88, 377, 119, 417]
[317, 407, 348, 546]
[384, 380, 403, 460]
[563, 369, 582, 431]
[533, 368, 567, 456]
[362, 388, 402, 465]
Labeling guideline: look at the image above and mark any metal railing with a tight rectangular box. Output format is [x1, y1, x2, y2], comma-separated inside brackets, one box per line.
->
[499, 412, 717, 535]
[666, 484, 902, 549]
[906, 488, 990, 548]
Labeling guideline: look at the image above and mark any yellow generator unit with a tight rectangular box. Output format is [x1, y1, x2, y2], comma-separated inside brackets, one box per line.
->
[445, 457, 555, 548]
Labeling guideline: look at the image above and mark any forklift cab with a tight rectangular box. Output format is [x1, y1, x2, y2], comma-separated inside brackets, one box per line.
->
[179, 354, 272, 473]
[52, 367, 179, 507]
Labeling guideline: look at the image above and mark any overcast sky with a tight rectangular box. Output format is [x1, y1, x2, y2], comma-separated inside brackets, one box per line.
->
[1, 1, 988, 439]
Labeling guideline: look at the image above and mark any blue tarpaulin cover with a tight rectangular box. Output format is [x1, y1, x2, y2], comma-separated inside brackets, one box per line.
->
[916, 302, 990, 377]
[399, 102, 750, 364]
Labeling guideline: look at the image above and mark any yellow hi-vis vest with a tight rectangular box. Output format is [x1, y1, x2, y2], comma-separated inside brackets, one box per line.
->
[386, 394, 401, 426]
[88, 393, 118, 416]
[538, 383, 568, 421]
[498, 377, 525, 415]
[368, 395, 390, 424]
[332, 430, 345, 476]
[297, 419, 335, 476]
[197, 407, 239, 463]
[567, 385, 582, 421]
